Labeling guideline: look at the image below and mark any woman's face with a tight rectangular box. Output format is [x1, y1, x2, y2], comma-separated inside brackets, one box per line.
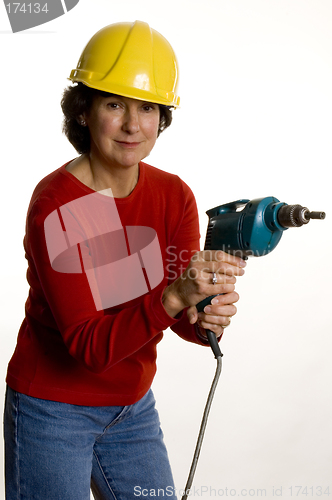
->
[84, 94, 160, 170]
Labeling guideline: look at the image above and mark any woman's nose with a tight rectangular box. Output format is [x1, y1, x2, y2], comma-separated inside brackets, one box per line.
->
[122, 109, 140, 134]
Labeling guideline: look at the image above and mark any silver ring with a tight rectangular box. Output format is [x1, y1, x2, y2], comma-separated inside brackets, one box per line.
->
[212, 272, 217, 285]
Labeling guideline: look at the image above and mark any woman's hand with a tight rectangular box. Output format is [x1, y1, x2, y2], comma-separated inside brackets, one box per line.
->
[162, 250, 246, 336]
[188, 291, 240, 339]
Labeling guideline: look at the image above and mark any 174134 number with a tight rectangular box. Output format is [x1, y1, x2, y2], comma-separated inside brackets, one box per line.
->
[6, 3, 49, 14]
[289, 486, 330, 496]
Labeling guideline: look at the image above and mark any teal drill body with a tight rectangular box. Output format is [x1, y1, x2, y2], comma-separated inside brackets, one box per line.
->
[198, 196, 325, 357]
[205, 197, 287, 257]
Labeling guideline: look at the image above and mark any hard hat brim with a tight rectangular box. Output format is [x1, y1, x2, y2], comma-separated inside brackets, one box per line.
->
[69, 72, 180, 108]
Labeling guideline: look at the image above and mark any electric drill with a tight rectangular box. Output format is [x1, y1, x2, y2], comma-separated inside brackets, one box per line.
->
[196, 196, 326, 357]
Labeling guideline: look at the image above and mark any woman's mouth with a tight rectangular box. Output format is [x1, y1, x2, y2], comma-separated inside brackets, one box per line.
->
[115, 141, 141, 149]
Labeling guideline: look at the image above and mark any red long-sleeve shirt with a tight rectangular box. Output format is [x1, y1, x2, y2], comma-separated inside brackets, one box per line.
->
[6, 161, 206, 406]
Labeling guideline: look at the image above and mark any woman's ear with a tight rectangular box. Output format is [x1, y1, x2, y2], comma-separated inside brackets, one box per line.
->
[77, 114, 87, 127]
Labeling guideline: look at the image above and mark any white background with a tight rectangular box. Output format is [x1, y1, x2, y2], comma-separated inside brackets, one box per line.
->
[1, 0, 331, 498]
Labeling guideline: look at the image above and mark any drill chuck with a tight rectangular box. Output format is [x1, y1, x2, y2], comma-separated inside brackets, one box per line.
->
[277, 204, 326, 228]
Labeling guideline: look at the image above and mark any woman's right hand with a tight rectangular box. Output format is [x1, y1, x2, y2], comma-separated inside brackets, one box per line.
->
[162, 250, 246, 319]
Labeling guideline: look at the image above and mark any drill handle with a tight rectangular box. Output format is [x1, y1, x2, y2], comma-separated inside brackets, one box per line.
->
[196, 295, 223, 359]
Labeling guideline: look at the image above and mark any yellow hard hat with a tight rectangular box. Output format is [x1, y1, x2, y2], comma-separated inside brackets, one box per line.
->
[69, 21, 180, 107]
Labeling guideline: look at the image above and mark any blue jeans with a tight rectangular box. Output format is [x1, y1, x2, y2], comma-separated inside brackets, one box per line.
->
[4, 386, 177, 499]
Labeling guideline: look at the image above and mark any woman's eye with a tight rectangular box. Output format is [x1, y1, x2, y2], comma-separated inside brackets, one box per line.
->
[142, 105, 155, 112]
[107, 102, 120, 109]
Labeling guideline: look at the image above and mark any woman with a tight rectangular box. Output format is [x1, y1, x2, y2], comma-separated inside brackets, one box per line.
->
[4, 21, 246, 499]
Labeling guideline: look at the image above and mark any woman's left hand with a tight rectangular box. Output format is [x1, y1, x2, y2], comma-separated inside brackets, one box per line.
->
[187, 291, 239, 338]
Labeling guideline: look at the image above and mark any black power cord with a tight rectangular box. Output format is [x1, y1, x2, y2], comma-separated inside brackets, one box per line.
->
[181, 354, 223, 500]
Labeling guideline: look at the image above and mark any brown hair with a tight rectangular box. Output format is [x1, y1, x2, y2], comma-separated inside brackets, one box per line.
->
[61, 83, 173, 154]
